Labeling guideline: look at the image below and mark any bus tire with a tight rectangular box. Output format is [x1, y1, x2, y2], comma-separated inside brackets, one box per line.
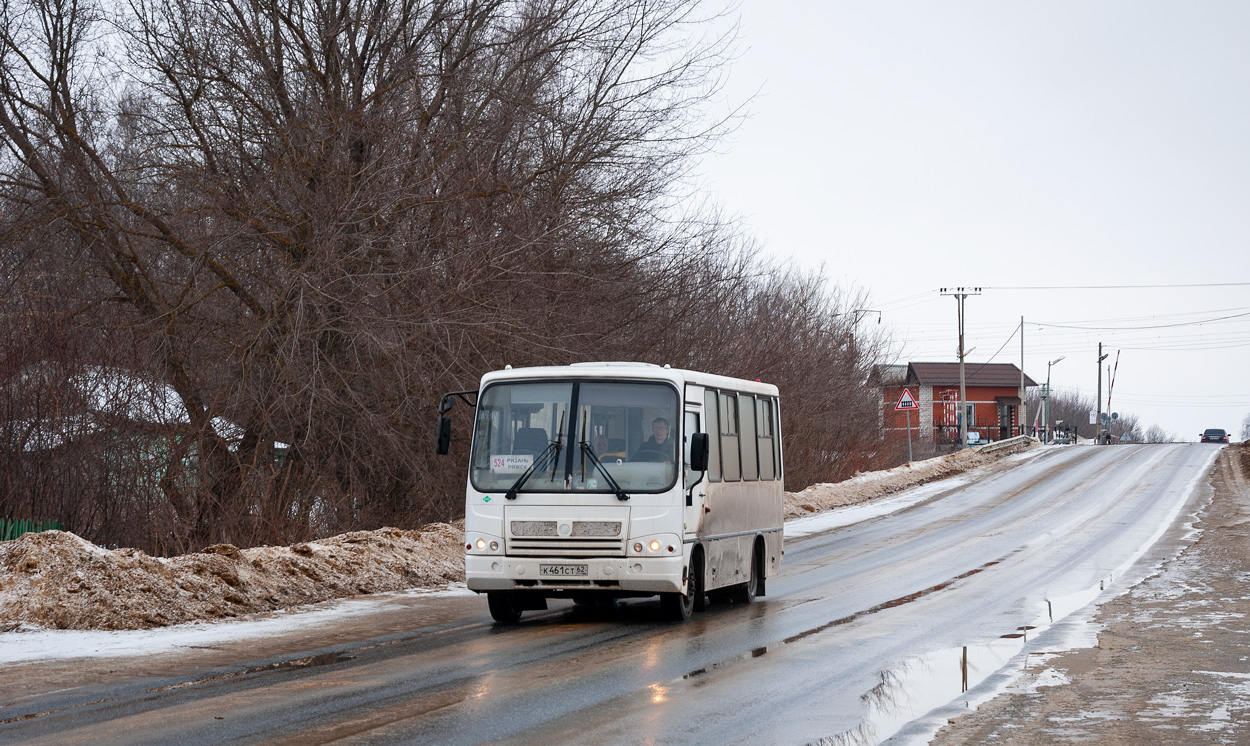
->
[660, 588, 693, 621]
[487, 592, 524, 624]
[731, 545, 759, 604]
[661, 553, 701, 621]
[692, 549, 708, 612]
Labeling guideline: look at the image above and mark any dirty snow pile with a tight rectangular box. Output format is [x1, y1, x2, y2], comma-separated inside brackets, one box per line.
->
[0, 524, 464, 631]
[782, 439, 1037, 519]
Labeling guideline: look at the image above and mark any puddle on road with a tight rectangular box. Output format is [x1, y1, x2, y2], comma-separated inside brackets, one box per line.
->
[804, 571, 1132, 746]
[805, 636, 1029, 746]
[681, 645, 772, 682]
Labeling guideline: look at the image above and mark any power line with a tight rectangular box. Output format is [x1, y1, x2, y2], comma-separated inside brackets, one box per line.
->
[1110, 400, 1250, 409]
[984, 282, 1250, 290]
[964, 321, 1021, 377]
[1055, 305, 1250, 324]
[1119, 340, 1250, 352]
[1032, 310, 1250, 332]
[1118, 391, 1250, 400]
[876, 290, 939, 309]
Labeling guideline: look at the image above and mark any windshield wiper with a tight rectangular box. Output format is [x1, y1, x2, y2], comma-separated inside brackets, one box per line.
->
[505, 411, 565, 500]
[504, 444, 557, 500]
[580, 439, 630, 501]
[576, 411, 629, 501]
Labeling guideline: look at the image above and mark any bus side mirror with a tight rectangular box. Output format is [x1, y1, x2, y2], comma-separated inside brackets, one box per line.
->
[435, 416, 452, 455]
[689, 432, 709, 472]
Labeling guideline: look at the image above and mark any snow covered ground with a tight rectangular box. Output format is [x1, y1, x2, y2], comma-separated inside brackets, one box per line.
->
[0, 584, 476, 665]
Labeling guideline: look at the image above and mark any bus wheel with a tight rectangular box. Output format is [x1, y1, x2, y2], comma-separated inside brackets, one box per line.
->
[661, 556, 699, 621]
[691, 550, 708, 612]
[660, 587, 693, 621]
[732, 546, 758, 604]
[487, 592, 523, 624]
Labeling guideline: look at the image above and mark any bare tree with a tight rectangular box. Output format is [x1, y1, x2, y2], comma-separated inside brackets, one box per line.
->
[1025, 387, 1143, 443]
[1, 0, 886, 552]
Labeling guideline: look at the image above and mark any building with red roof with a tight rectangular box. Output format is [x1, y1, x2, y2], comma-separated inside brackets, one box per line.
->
[875, 362, 1038, 445]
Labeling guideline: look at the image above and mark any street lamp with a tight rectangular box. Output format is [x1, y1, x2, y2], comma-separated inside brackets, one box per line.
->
[1045, 356, 1064, 444]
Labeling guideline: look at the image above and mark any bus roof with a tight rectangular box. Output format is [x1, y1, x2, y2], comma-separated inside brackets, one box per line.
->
[478, 363, 780, 397]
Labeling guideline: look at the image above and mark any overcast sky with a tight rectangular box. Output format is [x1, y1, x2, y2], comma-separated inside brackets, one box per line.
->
[700, 1, 1250, 441]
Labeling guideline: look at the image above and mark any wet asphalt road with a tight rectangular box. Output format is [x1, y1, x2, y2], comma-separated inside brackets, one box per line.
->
[0, 444, 1220, 746]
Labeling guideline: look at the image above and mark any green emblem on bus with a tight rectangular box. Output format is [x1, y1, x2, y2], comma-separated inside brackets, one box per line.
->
[483, 496, 491, 502]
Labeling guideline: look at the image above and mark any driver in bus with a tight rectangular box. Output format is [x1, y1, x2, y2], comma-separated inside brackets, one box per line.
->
[593, 434, 626, 461]
[631, 417, 675, 462]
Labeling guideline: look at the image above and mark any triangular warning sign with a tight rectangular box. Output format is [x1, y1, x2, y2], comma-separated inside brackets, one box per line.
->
[895, 388, 919, 410]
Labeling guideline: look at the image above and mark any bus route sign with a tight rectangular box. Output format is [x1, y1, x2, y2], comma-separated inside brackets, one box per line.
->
[895, 388, 919, 411]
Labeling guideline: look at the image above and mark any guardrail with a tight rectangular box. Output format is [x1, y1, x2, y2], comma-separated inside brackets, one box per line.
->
[975, 435, 1038, 454]
[936, 426, 1033, 445]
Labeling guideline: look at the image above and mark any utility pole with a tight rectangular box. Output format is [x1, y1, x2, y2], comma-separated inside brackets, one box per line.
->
[941, 287, 981, 448]
[1096, 342, 1109, 444]
[1019, 316, 1025, 438]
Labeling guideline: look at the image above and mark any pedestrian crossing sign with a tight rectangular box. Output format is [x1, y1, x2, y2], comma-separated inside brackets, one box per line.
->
[895, 388, 919, 410]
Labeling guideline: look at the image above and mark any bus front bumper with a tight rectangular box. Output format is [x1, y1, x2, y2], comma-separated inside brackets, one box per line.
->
[465, 554, 686, 595]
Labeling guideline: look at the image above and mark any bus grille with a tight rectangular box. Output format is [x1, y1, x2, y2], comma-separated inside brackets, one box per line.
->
[506, 537, 626, 557]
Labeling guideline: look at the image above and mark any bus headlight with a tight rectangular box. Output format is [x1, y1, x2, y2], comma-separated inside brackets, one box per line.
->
[629, 535, 681, 556]
[466, 534, 503, 554]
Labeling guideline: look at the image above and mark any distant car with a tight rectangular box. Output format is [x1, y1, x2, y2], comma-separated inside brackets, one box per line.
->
[1200, 428, 1229, 443]
[966, 432, 982, 445]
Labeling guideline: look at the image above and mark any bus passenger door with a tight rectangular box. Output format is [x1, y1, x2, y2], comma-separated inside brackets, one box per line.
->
[683, 408, 706, 539]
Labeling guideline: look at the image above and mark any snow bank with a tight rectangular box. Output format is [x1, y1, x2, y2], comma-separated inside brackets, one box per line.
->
[783, 439, 1037, 519]
[0, 523, 463, 631]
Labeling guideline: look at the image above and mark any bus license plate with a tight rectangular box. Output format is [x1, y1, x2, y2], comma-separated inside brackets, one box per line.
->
[539, 564, 588, 577]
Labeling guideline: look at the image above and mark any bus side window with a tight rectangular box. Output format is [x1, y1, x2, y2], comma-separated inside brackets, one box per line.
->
[738, 393, 757, 481]
[758, 398, 775, 480]
[683, 411, 701, 483]
[704, 390, 721, 482]
[773, 398, 783, 481]
[720, 391, 740, 481]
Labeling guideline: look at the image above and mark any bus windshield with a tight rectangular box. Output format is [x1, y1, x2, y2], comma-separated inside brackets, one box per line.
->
[469, 379, 680, 494]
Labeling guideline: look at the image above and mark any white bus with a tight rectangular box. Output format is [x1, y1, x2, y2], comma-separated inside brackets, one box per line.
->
[436, 362, 784, 623]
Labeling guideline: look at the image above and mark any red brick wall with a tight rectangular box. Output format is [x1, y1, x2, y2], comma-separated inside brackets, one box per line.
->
[928, 386, 1020, 423]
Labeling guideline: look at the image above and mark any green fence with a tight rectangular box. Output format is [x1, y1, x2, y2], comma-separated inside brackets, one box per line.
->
[1, 519, 63, 541]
